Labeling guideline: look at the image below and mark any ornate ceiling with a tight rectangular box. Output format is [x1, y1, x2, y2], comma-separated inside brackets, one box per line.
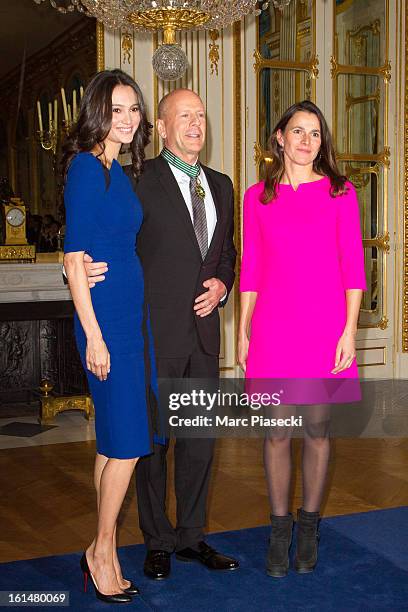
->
[0, 0, 86, 78]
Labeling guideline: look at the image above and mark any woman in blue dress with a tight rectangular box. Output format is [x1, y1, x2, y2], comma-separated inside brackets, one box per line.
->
[62, 69, 155, 603]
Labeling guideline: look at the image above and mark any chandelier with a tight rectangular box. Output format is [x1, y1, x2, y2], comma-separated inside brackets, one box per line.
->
[33, 1, 289, 80]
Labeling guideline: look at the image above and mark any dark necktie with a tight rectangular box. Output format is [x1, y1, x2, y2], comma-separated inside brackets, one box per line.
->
[189, 176, 208, 260]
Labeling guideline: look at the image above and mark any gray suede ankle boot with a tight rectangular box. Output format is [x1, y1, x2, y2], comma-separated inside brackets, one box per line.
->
[266, 514, 294, 577]
[294, 507, 320, 573]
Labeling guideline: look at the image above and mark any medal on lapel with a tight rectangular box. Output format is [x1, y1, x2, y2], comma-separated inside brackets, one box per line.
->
[195, 177, 206, 199]
[161, 147, 206, 199]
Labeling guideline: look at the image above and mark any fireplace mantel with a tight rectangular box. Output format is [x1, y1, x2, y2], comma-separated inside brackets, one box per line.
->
[0, 264, 87, 409]
[0, 263, 71, 304]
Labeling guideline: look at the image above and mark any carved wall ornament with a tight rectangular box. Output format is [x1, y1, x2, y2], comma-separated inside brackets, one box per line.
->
[0, 245, 36, 262]
[253, 142, 264, 166]
[253, 142, 276, 166]
[350, 19, 381, 37]
[360, 315, 389, 331]
[380, 61, 392, 83]
[0, 321, 32, 389]
[208, 29, 220, 76]
[337, 148, 390, 168]
[253, 49, 319, 80]
[40, 320, 58, 384]
[330, 56, 391, 84]
[330, 55, 338, 79]
[364, 232, 391, 254]
[121, 30, 133, 65]
[345, 89, 381, 112]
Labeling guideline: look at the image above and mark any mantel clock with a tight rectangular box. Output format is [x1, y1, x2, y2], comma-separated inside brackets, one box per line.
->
[0, 197, 35, 262]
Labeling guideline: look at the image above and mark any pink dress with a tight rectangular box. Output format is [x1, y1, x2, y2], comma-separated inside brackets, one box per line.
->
[240, 177, 366, 389]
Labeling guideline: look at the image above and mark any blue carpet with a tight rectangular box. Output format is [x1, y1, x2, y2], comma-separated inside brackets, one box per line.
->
[1, 508, 407, 611]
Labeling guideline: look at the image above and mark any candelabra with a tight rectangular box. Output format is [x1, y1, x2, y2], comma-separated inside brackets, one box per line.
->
[60, 86, 83, 132]
[36, 87, 83, 155]
[37, 100, 58, 155]
[38, 126, 58, 155]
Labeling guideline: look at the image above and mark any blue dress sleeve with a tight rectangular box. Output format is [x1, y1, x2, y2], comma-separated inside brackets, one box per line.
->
[64, 153, 105, 254]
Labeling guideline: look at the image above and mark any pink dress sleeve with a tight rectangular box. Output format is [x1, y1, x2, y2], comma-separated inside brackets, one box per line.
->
[337, 183, 367, 290]
[240, 185, 262, 292]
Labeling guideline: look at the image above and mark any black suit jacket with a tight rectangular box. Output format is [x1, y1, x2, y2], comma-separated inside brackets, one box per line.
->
[125, 155, 236, 358]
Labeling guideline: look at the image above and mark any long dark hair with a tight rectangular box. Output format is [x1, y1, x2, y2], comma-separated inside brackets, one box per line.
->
[61, 69, 151, 184]
[261, 100, 347, 204]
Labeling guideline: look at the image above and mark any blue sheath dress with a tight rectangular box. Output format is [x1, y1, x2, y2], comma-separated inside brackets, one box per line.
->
[64, 152, 158, 459]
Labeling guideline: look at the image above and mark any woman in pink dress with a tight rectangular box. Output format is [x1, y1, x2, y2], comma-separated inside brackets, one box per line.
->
[238, 101, 366, 577]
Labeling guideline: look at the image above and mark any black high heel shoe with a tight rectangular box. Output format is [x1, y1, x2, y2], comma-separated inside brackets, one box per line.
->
[80, 553, 132, 604]
[122, 582, 140, 596]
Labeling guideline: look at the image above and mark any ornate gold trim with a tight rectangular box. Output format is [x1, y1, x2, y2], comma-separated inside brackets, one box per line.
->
[404, 1, 408, 352]
[253, 142, 263, 166]
[359, 315, 389, 330]
[363, 231, 390, 253]
[253, 50, 319, 79]
[127, 8, 210, 30]
[122, 30, 133, 64]
[0, 245, 36, 262]
[337, 147, 391, 167]
[256, 148, 391, 170]
[345, 90, 381, 111]
[349, 19, 381, 38]
[40, 394, 94, 425]
[233, 21, 242, 366]
[96, 21, 105, 72]
[252, 143, 275, 165]
[344, 162, 381, 177]
[330, 56, 391, 83]
[380, 61, 392, 83]
[208, 29, 220, 76]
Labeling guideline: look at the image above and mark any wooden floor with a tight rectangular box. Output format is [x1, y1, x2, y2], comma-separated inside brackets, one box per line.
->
[1, 437, 407, 563]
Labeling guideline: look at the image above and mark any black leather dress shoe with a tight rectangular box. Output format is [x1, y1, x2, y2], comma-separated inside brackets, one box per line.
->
[176, 541, 239, 570]
[143, 550, 171, 580]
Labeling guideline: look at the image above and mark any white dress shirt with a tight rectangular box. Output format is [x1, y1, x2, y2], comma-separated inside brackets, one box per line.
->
[167, 162, 217, 248]
[167, 161, 227, 302]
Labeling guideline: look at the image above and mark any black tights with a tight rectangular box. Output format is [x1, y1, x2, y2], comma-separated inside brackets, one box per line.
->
[263, 405, 330, 516]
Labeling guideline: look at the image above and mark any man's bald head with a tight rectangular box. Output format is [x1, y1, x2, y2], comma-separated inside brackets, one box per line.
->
[156, 88, 206, 164]
[157, 88, 203, 119]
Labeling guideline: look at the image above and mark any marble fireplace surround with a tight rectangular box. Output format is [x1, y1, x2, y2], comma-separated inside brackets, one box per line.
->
[0, 263, 71, 304]
[0, 263, 89, 411]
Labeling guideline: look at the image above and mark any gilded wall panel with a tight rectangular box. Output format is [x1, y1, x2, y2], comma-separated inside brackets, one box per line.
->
[255, 0, 316, 173]
[333, 0, 390, 334]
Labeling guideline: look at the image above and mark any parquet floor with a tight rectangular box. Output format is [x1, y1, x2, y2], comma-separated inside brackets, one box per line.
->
[0, 437, 407, 563]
